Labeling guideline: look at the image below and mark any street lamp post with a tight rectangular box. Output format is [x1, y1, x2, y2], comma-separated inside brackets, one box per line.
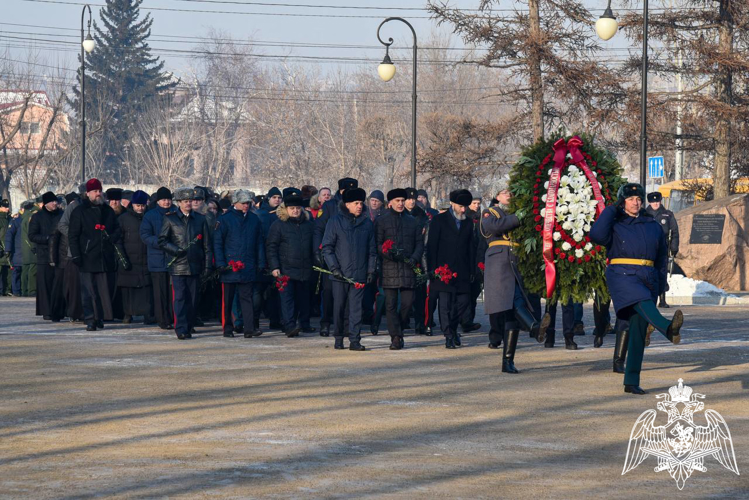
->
[377, 17, 417, 189]
[596, 0, 648, 188]
[80, 4, 95, 185]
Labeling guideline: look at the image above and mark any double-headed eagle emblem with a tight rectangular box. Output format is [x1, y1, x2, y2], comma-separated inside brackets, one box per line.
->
[623, 379, 740, 489]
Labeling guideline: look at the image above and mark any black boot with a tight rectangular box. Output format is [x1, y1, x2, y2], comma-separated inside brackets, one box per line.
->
[320, 324, 330, 337]
[658, 293, 670, 308]
[454, 333, 462, 347]
[544, 329, 555, 348]
[445, 336, 456, 349]
[334, 337, 344, 350]
[624, 385, 647, 395]
[501, 329, 520, 374]
[667, 309, 683, 344]
[389, 336, 403, 350]
[349, 341, 366, 351]
[564, 333, 578, 350]
[613, 329, 629, 373]
[514, 302, 543, 342]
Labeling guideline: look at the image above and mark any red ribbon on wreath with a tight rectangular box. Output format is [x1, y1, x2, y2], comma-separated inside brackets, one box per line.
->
[542, 136, 607, 298]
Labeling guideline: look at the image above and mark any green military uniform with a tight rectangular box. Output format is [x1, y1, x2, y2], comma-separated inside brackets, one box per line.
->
[21, 205, 39, 297]
[0, 210, 11, 295]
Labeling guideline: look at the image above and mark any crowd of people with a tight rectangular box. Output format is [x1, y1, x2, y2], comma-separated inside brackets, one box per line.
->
[0, 176, 683, 394]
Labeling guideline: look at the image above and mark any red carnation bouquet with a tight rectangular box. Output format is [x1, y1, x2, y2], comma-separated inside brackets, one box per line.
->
[416, 263, 457, 286]
[228, 260, 245, 272]
[95, 224, 128, 269]
[274, 274, 290, 292]
[167, 233, 203, 267]
[382, 238, 425, 281]
[478, 262, 485, 273]
[312, 266, 366, 289]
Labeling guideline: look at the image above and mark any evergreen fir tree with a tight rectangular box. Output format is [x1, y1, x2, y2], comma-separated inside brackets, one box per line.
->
[71, 0, 175, 180]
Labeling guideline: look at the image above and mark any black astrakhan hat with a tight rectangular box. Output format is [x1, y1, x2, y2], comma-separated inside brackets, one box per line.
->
[337, 177, 358, 191]
[284, 195, 304, 207]
[387, 188, 408, 201]
[342, 187, 366, 203]
[449, 189, 473, 207]
[647, 192, 663, 203]
[617, 183, 646, 203]
[42, 191, 57, 205]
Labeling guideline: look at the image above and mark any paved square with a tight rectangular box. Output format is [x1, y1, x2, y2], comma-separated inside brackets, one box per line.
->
[0, 298, 746, 498]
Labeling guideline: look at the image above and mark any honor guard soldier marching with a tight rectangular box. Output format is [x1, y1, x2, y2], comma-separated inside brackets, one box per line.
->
[645, 191, 679, 307]
[590, 183, 684, 395]
[479, 186, 549, 373]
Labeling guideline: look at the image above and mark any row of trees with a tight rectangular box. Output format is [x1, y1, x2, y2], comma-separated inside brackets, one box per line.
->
[1, 0, 747, 204]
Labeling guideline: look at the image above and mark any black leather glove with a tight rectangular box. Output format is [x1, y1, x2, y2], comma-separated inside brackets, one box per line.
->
[332, 269, 344, 280]
[367, 273, 375, 284]
[402, 257, 413, 266]
[71, 256, 82, 267]
[219, 265, 233, 274]
[176, 248, 187, 258]
[315, 249, 325, 267]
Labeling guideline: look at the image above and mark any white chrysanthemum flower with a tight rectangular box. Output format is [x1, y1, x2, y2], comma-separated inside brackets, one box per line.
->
[562, 221, 573, 231]
[575, 249, 584, 258]
[584, 224, 591, 232]
[560, 176, 570, 187]
[544, 181, 550, 189]
[553, 232, 562, 241]
[541, 194, 548, 202]
[585, 242, 593, 251]
[562, 241, 572, 251]
[557, 204, 568, 214]
[573, 233, 583, 242]
[540, 208, 546, 218]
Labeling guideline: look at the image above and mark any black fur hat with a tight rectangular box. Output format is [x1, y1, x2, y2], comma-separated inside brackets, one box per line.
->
[617, 183, 646, 204]
[342, 187, 366, 203]
[449, 189, 473, 207]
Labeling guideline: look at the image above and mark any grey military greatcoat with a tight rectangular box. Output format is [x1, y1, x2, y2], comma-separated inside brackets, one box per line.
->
[480, 206, 527, 315]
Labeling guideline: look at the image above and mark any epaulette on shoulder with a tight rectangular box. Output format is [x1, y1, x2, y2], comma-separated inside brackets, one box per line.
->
[488, 208, 500, 218]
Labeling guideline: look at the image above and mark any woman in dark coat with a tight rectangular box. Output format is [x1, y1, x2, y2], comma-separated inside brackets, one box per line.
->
[375, 188, 424, 349]
[28, 192, 63, 320]
[426, 189, 476, 349]
[115, 191, 154, 323]
[590, 183, 684, 395]
[266, 194, 316, 336]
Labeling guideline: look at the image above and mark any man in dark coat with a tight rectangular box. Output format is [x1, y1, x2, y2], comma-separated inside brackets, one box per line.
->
[480, 187, 549, 373]
[5, 206, 24, 296]
[314, 177, 358, 336]
[590, 183, 683, 395]
[115, 190, 154, 324]
[49, 192, 83, 321]
[20, 200, 39, 297]
[28, 192, 63, 320]
[140, 187, 174, 330]
[106, 188, 125, 216]
[461, 197, 484, 333]
[213, 189, 264, 338]
[0, 199, 12, 296]
[267, 194, 316, 337]
[404, 188, 430, 335]
[646, 191, 679, 308]
[375, 188, 424, 349]
[159, 187, 213, 340]
[254, 186, 283, 330]
[322, 187, 376, 351]
[426, 189, 477, 348]
[192, 186, 218, 323]
[69, 179, 121, 331]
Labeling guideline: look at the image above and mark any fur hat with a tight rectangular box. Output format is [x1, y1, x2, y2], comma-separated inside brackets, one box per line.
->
[309, 193, 321, 210]
[337, 177, 358, 191]
[233, 189, 253, 204]
[0, 199, 9, 208]
[449, 189, 473, 207]
[155, 187, 172, 201]
[405, 188, 418, 200]
[86, 178, 103, 192]
[174, 187, 195, 202]
[342, 187, 366, 203]
[131, 190, 149, 205]
[387, 188, 408, 201]
[617, 183, 646, 204]
[283, 187, 301, 198]
[284, 195, 304, 207]
[647, 191, 663, 203]
[42, 191, 57, 205]
[105, 188, 122, 201]
[218, 198, 231, 211]
[301, 185, 317, 199]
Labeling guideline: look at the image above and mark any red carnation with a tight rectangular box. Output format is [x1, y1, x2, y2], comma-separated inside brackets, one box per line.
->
[568, 255, 575, 263]
[559, 252, 566, 259]
[590, 250, 596, 256]
[532, 196, 539, 202]
[554, 248, 561, 255]
[381, 239, 395, 254]
[535, 225, 542, 232]
[534, 215, 542, 222]
[533, 184, 539, 189]
[196, 234, 203, 240]
[595, 245, 601, 252]
[533, 208, 539, 215]
[584, 255, 591, 262]
[478, 262, 485, 272]
[576, 258, 582, 264]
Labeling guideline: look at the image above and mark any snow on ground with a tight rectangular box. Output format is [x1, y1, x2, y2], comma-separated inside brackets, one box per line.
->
[666, 274, 737, 298]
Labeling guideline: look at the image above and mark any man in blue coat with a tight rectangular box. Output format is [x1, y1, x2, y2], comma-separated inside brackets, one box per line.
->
[214, 189, 265, 338]
[254, 186, 283, 330]
[140, 187, 174, 330]
[590, 183, 684, 395]
[314, 177, 358, 336]
[322, 187, 376, 351]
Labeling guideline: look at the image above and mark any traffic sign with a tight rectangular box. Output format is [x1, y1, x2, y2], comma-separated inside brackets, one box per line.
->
[648, 156, 664, 179]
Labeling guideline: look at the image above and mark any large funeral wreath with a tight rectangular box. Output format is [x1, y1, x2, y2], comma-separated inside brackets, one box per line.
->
[508, 133, 626, 305]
